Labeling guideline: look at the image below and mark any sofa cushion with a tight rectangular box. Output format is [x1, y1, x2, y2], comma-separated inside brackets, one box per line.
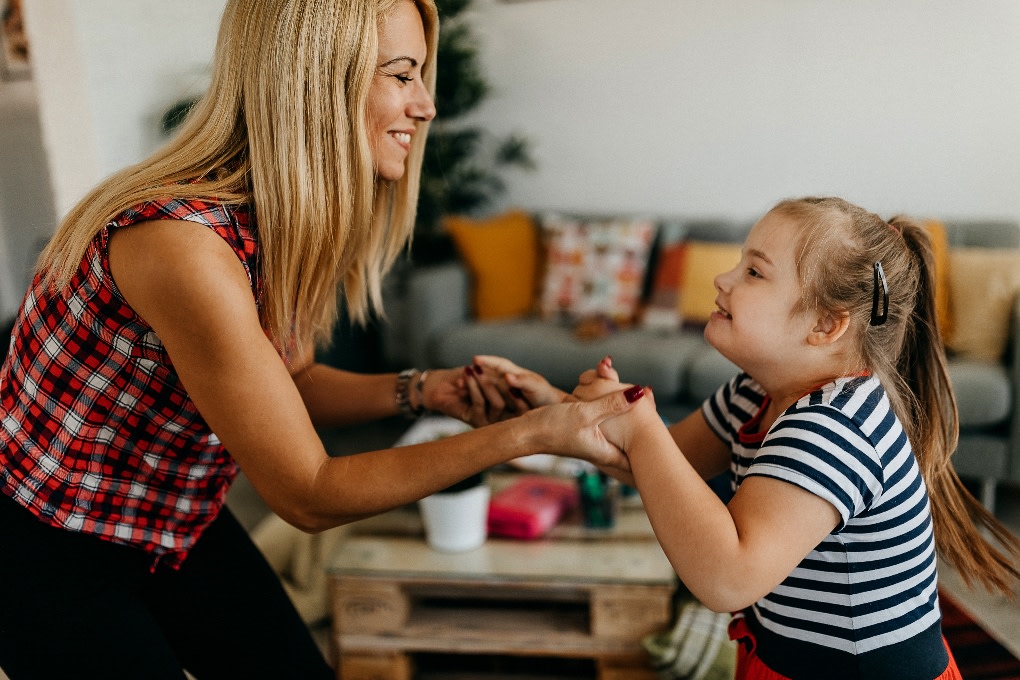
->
[947, 359, 1012, 428]
[429, 319, 706, 400]
[679, 241, 743, 326]
[952, 436, 1008, 479]
[684, 345, 741, 405]
[914, 220, 952, 339]
[445, 210, 539, 321]
[945, 247, 1020, 361]
[536, 214, 657, 324]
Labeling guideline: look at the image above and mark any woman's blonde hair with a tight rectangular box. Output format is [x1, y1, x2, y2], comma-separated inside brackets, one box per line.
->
[773, 196, 1020, 595]
[37, 0, 438, 355]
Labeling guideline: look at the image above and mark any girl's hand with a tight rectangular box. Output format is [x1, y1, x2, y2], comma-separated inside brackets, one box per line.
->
[572, 356, 625, 402]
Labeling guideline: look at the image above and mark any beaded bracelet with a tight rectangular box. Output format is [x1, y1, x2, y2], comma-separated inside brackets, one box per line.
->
[395, 368, 424, 419]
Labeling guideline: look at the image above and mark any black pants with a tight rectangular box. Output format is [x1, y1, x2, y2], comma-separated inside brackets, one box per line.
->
[0, 493, 332, 680]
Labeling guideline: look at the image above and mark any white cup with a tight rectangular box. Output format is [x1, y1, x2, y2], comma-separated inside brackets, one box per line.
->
[418, 484, 491, 552]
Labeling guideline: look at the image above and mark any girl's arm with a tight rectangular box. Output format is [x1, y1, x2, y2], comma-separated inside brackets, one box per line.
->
[666, 410, 731, 480]
[575, 357, 731, 480]
[109, 220, 637, 532]
[603, 394, 840, 613]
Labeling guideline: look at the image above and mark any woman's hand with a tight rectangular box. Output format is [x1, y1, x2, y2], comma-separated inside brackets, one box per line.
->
[421, 363, 533, 427]
[474, 355, 567, 408]
[518, 387, 648, 479]
[418, 366, 472, 421]
[568, 357, 658, 485]
[445, 354, 567, 426]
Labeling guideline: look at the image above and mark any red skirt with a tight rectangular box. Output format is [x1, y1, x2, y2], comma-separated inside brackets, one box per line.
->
[728, 615, 963, 680]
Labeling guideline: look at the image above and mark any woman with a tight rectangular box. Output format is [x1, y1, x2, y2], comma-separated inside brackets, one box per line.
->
[0, 1, 639, 677]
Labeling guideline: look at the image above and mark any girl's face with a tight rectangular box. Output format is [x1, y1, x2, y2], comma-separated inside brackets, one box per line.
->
[367, 1, 436, 182]
[705, 212, 819, 379]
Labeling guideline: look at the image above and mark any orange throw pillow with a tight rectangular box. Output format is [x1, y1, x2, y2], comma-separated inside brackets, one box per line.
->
[444, 210, 539, 321]
[678, 241, 743, 325]
[921, 220, 952, 340]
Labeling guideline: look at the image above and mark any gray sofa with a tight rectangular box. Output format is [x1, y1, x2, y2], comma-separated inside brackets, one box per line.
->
[382, 218, 1020, 511]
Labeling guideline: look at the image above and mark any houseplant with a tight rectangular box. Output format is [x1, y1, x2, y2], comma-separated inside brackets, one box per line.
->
[395, 417, 490, 552]
[412, 0, 534, 263]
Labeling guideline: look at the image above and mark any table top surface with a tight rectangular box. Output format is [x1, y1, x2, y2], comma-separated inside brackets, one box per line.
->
[328, 419, 676, 586]
[328, 474, 675, 586]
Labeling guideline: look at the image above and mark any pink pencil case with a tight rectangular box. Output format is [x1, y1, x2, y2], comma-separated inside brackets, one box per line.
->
[487, 475, 579, 540]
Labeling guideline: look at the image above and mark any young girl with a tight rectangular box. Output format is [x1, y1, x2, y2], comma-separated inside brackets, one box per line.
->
[572, 197, 1020, 679]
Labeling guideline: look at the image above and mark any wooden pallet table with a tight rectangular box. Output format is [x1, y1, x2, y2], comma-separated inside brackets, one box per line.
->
[328, 481, 677, 680]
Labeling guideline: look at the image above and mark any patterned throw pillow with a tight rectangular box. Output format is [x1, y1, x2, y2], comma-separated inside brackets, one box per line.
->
[537, 214, 657, 324]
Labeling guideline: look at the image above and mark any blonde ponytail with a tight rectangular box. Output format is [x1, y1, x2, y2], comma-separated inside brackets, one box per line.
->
[896, 218, 1020, 595]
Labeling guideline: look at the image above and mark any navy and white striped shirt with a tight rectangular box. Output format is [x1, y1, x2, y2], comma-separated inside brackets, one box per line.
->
[704, 373, 949, 679]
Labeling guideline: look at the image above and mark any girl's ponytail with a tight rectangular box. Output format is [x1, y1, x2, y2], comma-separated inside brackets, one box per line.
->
[896, 217, 1020, 595]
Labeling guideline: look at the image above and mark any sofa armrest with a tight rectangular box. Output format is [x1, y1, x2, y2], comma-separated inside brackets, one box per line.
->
[1008, 292, 1020, 483]
[401, 262, 471, 368]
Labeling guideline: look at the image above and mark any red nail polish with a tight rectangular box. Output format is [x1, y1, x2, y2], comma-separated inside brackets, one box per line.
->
[464, 365, 475, 375]
[624, 385, 644, 403]
[473, 363, 483, 374]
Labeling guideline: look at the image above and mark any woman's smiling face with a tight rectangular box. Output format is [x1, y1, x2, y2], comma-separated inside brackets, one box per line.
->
[367, 1, 436, 182]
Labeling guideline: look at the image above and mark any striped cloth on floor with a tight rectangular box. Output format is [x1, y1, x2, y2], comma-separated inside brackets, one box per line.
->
[643, 597, 736, 680]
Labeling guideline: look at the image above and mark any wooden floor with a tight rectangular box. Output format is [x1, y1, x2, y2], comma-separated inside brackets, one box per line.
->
[938, 483, 1020, 661]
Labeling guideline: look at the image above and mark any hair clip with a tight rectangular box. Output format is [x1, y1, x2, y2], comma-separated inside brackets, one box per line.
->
[870, 261, 888, 326]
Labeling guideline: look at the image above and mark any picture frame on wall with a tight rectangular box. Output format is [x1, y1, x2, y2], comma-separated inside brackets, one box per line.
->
[2, 0, 30, 81]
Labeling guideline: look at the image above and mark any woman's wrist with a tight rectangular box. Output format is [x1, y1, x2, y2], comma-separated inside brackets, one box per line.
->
[415, 369, 431, 412]
[395, 368, 425, 419]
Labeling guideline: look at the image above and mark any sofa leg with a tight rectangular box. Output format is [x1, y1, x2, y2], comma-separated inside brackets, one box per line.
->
[979, 478, 997, 515]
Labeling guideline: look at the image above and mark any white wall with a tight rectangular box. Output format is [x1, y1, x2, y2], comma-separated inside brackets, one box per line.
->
[0, 79, 54, 315]
[468, 0, 1020, 223]
[18, 0, 100, 224]
[19, 0, 225, 221]
[0, 0, 224, 315]
[5, 0, 1019, 296]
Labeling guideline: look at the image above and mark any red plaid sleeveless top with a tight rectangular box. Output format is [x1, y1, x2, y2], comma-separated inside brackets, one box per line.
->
[0, 197, 260, 570]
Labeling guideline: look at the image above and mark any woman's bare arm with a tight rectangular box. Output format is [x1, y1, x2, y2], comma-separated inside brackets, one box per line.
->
[109, 219, 637, 531]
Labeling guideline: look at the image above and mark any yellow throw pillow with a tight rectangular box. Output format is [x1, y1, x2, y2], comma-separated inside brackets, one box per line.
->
[946, 247, 1020, 361]
[678, 241, 743, 325]
[444, 210, 539, 321]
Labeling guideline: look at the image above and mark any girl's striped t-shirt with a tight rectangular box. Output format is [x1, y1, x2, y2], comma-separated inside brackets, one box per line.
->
[703, 373, 949, 679]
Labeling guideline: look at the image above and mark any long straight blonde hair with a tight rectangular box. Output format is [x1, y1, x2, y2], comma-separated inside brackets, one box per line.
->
[37, 0, 438, 356]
